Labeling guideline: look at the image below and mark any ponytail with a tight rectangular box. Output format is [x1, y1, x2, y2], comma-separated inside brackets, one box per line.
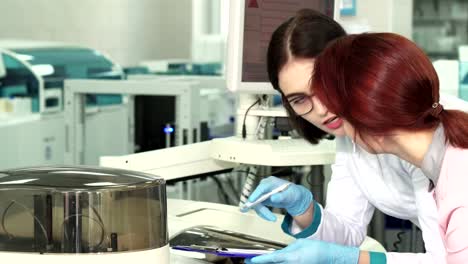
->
[440, 110, 468, 148]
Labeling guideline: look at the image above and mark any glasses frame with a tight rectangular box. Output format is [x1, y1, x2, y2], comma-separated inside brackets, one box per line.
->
[283, 94, 314, 117]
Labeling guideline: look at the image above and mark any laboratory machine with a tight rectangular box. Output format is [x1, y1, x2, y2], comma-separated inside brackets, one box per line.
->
[126, 59, 234, 152]
[0, 166, 169, 263]
[138, 59, 222, 76]
[0, 40, 131, 169]
[128, 75, 235, 152]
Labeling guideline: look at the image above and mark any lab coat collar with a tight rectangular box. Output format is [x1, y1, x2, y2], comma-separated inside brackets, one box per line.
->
[421, 124, 447, 190]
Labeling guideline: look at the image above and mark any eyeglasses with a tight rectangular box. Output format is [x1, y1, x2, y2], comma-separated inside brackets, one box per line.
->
[285, 94, 314, 116]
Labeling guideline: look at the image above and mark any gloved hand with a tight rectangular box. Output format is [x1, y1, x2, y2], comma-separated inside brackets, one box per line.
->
[241, 176, 313, 221]
[245, 239, 360, 264]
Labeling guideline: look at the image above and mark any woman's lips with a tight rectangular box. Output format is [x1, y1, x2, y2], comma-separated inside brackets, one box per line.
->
[324, 117, 343, 130]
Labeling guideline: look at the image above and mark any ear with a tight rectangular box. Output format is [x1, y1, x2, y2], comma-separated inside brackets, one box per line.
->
[375, 135, 392, 150]
[376, 135, 386, 145]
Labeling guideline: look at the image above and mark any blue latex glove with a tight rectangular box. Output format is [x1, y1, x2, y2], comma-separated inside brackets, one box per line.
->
[245, 239, 360, 264]
[241, 176, 313, 221]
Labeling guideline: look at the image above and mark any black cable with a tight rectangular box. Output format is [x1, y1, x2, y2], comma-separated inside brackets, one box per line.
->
[306, 166, 324, 186]
[393, 220, 408, 252]
[306, 170, 314, 186]
[226, 177, 240, 198]
[2, 200, 50, 242]
[393, 230, 405, 252]
[214, 171, 241, 204]
[210, 175, 232, 204]
[88, 203, 106, 252]
[233, 167, 290, 179]
[232, 170, 258, 178]
[269, 167, 291, 177]
[61, 213, 106, 252]
[62, 199, 107, 252]
[242, 98, 261, 139]
[2, 201, 21, 239]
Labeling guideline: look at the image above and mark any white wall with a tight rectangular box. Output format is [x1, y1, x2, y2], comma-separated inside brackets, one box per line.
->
[155, 0, 193, 62]
[0, 0, 192, 66]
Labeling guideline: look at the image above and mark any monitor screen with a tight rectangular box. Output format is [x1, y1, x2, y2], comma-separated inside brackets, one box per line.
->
[227, 0, 338, 93]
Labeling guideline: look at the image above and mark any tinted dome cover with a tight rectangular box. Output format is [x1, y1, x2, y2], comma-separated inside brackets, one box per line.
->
[0, 166, 167, 253]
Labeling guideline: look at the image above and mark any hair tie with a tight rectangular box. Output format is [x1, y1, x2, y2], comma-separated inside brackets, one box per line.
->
[430, 102, 444, 117]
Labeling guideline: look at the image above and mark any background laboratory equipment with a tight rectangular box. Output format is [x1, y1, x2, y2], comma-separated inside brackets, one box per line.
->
[460, 46, 468, 100]
[0, 166, 169, 263]
[0, 41, 131, 169]
[413, 0, 468, 60]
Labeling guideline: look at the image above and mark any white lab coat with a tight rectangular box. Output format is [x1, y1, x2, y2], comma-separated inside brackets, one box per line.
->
[315, 136, 445, 263]
[288, 94, 468, 264]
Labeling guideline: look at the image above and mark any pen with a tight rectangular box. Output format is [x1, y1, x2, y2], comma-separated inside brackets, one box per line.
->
[240, 183, 291, 211]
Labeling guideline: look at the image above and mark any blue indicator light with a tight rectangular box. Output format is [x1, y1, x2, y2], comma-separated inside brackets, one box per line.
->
[164, 126, 174, 134]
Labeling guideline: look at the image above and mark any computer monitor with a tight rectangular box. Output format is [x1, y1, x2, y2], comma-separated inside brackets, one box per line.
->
[226, 0, 339, 94]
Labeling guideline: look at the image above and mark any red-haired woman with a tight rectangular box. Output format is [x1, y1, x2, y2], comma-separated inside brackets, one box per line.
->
[312, 32, 468, 263]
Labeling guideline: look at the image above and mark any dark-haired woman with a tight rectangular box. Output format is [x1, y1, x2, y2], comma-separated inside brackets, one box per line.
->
[244, 9, 468, 264]
[310, 32, 468, 263]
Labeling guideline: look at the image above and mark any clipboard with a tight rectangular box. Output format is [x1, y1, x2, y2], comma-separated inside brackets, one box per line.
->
[171, 245, 274, 258]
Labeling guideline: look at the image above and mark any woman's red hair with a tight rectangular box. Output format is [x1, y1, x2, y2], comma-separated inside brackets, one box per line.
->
[313, 33, 468, 148]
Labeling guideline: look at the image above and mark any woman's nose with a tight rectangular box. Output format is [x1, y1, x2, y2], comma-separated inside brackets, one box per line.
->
[313, 97, 328, 116]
